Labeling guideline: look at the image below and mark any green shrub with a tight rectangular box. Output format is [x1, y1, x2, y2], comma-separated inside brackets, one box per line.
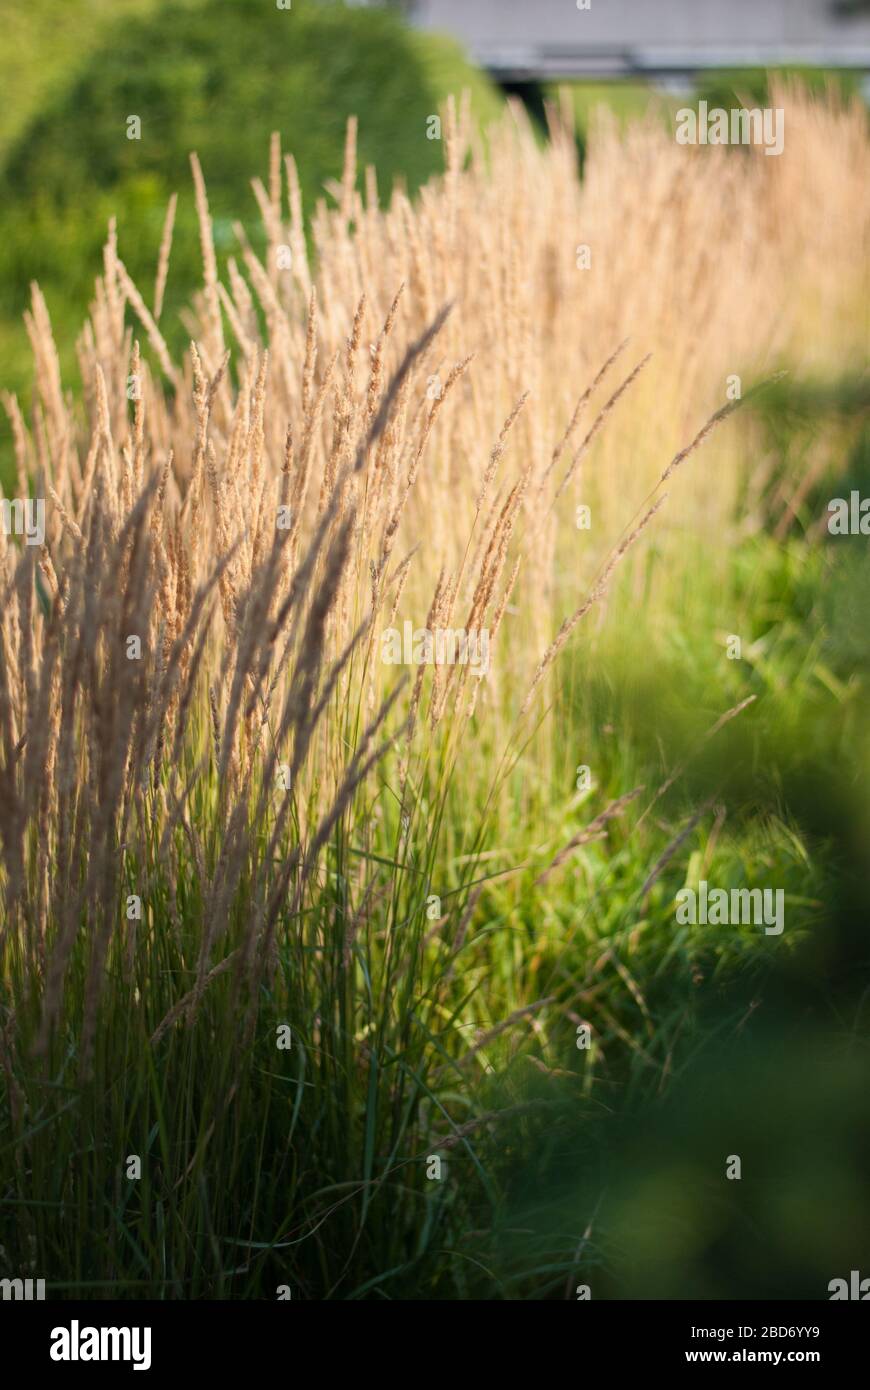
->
[0, 0, 502, 398]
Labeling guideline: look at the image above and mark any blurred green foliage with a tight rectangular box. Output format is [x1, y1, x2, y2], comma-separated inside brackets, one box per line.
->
[695, 65, 865, 112]
[0, 0, 503, 407]
[0, 0, 166, 163]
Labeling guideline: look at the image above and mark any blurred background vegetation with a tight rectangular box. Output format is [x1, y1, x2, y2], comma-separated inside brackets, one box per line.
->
[0, 0, 505, 418]
[1, 0, 864, 433]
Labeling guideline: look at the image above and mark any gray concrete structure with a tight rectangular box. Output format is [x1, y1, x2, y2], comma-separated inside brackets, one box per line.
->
[408, 0, 870, 77]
